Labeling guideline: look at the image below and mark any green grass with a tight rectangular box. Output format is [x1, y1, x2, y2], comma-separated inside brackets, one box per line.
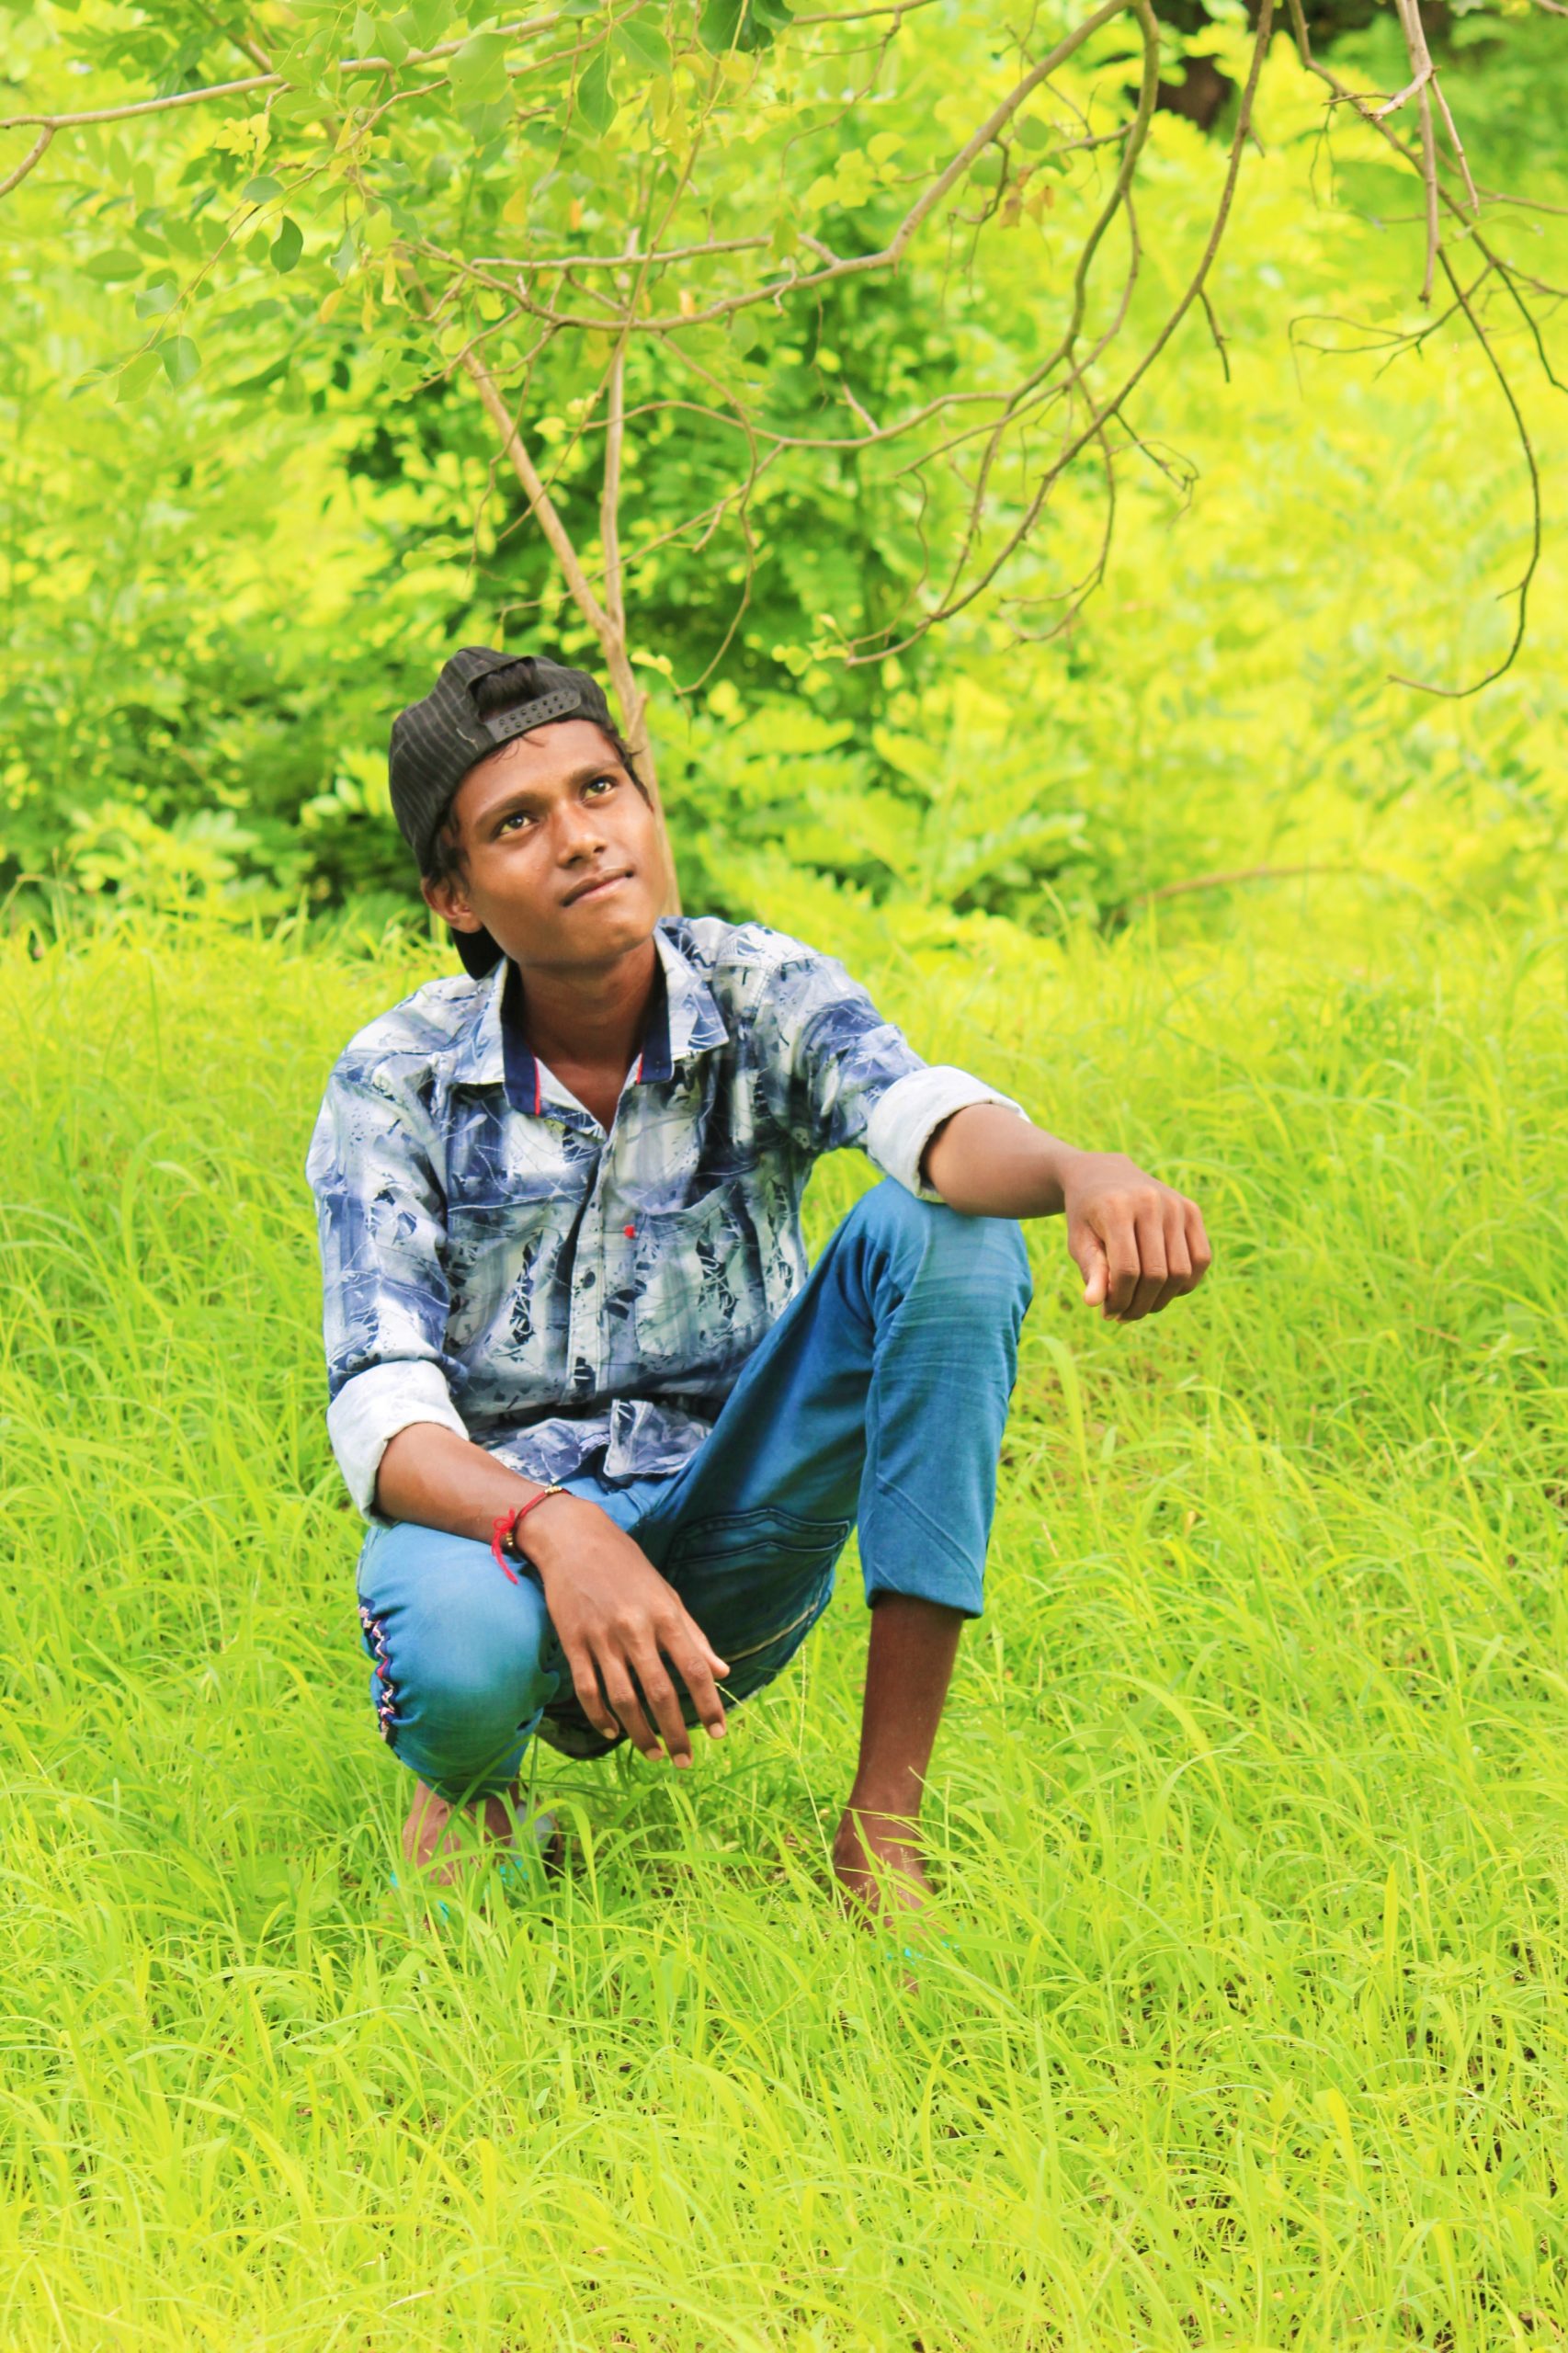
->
[1, 892, 1565, 2351]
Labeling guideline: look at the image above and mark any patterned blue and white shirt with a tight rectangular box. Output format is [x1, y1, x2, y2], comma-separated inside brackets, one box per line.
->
[307, 917, 1019, 1516]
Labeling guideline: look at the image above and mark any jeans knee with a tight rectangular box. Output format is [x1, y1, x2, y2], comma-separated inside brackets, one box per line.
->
[855, 1178, 1033, 1309]
[359, 1551, 558, 1795]
[412, 1628, 530, 1743]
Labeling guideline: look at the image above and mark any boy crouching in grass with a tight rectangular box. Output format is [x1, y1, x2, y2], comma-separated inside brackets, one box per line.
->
[306, 649, 1211, 1919]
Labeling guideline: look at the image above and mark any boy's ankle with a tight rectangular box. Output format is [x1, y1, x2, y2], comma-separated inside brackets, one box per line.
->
[835, 1801, 921, 1857]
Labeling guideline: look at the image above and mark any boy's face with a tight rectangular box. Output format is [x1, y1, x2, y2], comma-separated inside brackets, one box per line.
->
[421, 718, 662, 973]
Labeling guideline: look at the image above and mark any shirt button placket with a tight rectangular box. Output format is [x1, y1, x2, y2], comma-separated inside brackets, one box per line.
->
[568, 1140, 608, 1395]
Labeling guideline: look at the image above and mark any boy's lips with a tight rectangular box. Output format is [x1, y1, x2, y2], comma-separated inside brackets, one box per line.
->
[563, 869, 631, 906]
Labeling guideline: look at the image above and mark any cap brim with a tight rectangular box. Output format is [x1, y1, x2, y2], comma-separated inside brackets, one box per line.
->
[451, 924, 505, 979]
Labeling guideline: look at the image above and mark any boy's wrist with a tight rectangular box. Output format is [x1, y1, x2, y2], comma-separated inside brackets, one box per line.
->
[1037, 1136, 1084, 1198]
[516, 1488, 595, 1574]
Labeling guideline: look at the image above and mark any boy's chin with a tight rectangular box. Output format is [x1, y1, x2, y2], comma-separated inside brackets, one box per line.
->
[503, 900, 660, 967]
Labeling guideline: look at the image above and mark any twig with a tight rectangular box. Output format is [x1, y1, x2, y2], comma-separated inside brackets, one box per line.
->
[480, 0, 1138, 336]
[1199, 287, 1231, 381]
[853, 0, 1276, 660]
[1417, 81, 1438, 302]
[1285, 0, 1547, 691]
[1388, 247, 1540, 698]
[0, 15, 562, 134]
[0, 124, 51, 199]
[470, 233, 770, 274]
[1124, 861, 1386, 908]
[454, 316, 678, 904]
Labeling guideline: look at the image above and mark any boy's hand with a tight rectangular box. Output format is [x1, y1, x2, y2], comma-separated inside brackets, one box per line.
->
[524, 1497, 730, 1765]
[1061, 1150, 1210, 1322]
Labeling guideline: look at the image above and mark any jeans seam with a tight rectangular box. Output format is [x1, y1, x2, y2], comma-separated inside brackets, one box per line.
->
[867, 1472, 982, 1578]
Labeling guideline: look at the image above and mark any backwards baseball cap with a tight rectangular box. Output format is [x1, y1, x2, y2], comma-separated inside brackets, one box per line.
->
[389, 646, 619, 977]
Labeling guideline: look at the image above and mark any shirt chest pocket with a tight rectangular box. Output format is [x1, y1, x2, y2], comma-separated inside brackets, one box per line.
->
[605, 1178, 775, 1381]
[442, 1193, 572, 1354]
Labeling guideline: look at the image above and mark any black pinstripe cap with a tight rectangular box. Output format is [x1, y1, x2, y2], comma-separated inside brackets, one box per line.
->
[389, 645, 615, 873]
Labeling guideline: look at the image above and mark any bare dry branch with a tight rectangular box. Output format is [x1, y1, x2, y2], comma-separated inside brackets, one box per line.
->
[1388, 247, 1541, 698]
[0, 124, 51, 199]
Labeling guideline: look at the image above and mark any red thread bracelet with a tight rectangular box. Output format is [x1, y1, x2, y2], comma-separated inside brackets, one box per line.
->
[491, 1483, 566, 1582]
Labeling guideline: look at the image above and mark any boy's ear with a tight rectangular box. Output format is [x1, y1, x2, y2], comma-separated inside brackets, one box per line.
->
[421, 872, 485, 935]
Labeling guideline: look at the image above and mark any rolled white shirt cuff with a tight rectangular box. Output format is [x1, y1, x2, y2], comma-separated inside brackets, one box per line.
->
[864, 1064, 1028, 1202]
[327, 1358, 470, 1517]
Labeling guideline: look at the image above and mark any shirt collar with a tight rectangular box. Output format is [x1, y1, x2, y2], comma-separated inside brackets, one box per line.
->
[450, 920, 727, 1115]
[654, 919, 729, 1068]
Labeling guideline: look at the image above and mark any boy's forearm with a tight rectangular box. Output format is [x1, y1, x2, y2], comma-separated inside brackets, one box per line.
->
[922, 1102, 1080, 1219]
[374, 1422, 548, 1543]
[923, 1100, 1211, 1321]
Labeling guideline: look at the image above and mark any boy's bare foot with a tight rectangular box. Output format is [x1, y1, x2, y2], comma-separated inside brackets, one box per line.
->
[832, 1805, 931, 1921]
[402, 1778, 562, 1893]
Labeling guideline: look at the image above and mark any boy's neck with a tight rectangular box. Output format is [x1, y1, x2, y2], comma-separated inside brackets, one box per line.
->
[515, 934, 659, 1099]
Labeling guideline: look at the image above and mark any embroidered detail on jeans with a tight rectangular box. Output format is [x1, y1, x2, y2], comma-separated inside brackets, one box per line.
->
[358, 1600, 401, 1745]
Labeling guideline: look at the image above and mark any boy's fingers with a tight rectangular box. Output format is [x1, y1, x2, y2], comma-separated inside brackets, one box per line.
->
[1153, 1210, 1193, 1311]
[599, 1665, 663, 1763]
[629, 1645, 693, 1768]
[672, 1644, 729, 1739]
[1128, 1211, 1168, 1320]
[1102, 1213, 1141, 1319]
[1185, 1199, 1213, 1281]
[564, 1643, 621, 1742]
[1069, 1221, 1109, 1307]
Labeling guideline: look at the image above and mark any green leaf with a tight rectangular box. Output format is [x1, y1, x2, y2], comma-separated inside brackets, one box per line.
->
[161, 337, 200, 387]
[242, 175, 283, 204]
[270, 217, 304, 272]
[615, 14, 671, 73]
[449, 29, 508, 103]
[697, 0, 789, 51]
[373, 16, 410, 64]
[134, 283, 178, 318]
[331, 230, 358, 281]
[575, 52, 617, 131]
[84, 248, 144, 282]
[407, 0, 451, 42]
[1013, 115, 1048, 153]
[223, 355, 292, 401]
[116, 350, 162, 402]
[352, 6, 376, 48]
[270, 91, 335, 125]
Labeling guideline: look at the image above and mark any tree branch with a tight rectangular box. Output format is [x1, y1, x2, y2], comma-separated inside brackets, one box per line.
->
[0, 15, 563, 136]
[0, 124, 51, 199]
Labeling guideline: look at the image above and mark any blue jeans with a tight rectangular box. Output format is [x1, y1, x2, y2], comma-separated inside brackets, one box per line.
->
[355, 1180, 1031, 1802]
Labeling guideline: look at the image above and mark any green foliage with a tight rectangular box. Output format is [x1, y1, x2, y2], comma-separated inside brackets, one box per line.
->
[1, 6, 1565, 938]
[3, 897, 1568, 2343]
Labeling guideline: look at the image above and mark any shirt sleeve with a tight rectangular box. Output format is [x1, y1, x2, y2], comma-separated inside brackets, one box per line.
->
[305, 1050, 469, 1516]
[756, 945, 1028, 1201]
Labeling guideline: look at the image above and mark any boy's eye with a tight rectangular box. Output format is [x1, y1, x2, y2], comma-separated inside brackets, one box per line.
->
[584, 775, 617, 798]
